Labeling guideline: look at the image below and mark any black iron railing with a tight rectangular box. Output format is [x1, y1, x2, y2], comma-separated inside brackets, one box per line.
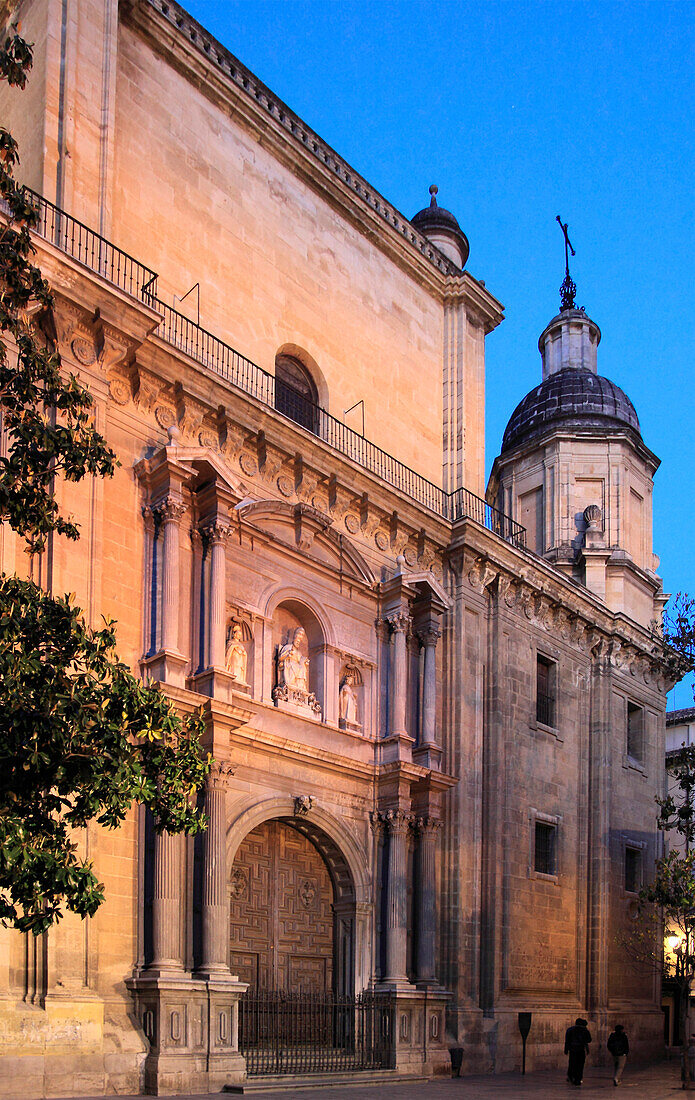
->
[239, 989, 395, 1076]
[150, 297, 526, 543]
[19, 189, 525, 547]
[23, 186, 158, 302]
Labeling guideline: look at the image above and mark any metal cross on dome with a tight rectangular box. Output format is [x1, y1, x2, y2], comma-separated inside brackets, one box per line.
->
[556, 215, 577, 311]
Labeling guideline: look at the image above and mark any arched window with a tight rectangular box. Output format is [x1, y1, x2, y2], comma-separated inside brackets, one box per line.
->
[275, 354, 319, 434]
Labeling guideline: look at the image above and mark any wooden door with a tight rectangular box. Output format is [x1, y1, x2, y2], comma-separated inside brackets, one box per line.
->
[230, 820, 334, 991]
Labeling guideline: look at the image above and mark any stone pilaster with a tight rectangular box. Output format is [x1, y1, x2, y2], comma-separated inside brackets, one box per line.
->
[415, 816, 442, 985]
[382, 809, 413, 988]
[415, 623, 442, 768]
[160, 497, 186, 653]
[386, 611, 411, 740]
[141, 496, 189, 687]
[198, 762, 236, 979]
[207, 522, 231, 669]
[150, 829, 183, 977]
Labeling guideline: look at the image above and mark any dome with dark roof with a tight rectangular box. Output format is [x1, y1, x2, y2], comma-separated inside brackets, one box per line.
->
[411, 185, 469, 268]
[502, 367, 641, 453]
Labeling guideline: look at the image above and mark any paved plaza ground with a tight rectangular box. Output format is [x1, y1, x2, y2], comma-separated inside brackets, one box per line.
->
[70, 1058, 688, 1100]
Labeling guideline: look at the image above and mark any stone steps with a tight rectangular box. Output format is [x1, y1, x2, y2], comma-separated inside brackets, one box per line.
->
[225, 1070, 429, 1092]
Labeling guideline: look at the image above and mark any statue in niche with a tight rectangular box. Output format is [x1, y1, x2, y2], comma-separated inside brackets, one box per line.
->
[277, 627, 310, 692]
[339, 670, 360, 728]
[225, 621, 248, 682]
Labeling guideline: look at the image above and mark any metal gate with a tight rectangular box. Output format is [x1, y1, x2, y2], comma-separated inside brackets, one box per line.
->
[239, 989, 396, 1076]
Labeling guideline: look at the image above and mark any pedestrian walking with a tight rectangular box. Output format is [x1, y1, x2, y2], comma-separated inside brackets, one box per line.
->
[606, 1023, 629, 1086]
[565, 1017, 592, 1087]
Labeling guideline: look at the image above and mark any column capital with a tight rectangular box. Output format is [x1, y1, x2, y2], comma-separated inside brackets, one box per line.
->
[385, 610, 411, 636]
[203, 520, 232, 545]
[417, 623, 441, 648]
[208, 760, 236, 789]
[384, 808, 414, 835]
[154, 495, 187, 524]
[415, 815, 443, 836]
[142, 504, 157, 535]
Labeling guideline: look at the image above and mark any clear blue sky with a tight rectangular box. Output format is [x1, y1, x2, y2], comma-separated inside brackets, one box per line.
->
[185, 0, 695, 706]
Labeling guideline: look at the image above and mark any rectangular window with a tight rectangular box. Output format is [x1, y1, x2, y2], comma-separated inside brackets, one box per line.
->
[627, 702, 644, 762]
[625, 846, 642, 893]
[536, 655, 556, 727]
[534, 821, 557, 876]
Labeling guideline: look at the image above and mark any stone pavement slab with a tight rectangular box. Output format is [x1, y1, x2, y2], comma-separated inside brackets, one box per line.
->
[67, 1060, 685, 1100]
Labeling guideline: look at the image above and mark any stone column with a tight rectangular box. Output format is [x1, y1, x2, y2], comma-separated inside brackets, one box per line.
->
[387, 612, 411, 739]
[150, 829, 183, 975]
[206, 522, 230, 669]
[159, 497, 186, 654]
[415, 817, 442, 984]
[199, 762, 235, 978]
[384, 809, 412, 985]
[419, 624, 441, 746]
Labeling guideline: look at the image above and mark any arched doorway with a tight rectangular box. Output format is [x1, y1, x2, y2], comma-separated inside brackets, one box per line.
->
[230, 818, 346, 993]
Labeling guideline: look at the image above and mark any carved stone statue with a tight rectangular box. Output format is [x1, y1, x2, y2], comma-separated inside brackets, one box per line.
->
[277, 627, 310, 692]
[339, 671, 360, 728]
[225, 621, 248, 682]
[273, 626, 321, 718]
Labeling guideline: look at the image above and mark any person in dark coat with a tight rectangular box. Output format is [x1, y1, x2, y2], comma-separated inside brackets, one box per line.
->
[606, 1024, 629, 1086]
[565, 1017, 592, 1086]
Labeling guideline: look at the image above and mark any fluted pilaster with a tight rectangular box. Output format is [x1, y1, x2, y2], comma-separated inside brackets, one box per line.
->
[419, 624, 440, 746]
[157, 496, 186, 653]
[205, 522, 231, 669]
[415, 816, 442, 983]
[150, 829, 183, 974]
[199, 762, 235, 977]
[383, 809, 412, 984]
[386, 612, 411, 739]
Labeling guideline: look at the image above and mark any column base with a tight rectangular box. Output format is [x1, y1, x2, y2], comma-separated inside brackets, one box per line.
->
[127, 974, 248, 1096]
[188, 666, 249, 702]
[388, 988, 452, 1076]
[141, 650, 189, 688]
[413, 742, 443, 769]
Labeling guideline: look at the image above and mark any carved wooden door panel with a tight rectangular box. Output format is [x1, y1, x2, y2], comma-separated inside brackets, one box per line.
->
[230, 820, 334, 992]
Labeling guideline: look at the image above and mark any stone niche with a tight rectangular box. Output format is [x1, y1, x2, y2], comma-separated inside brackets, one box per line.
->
[339, 663, 362, 732]
[272, 600, 324, 720]
[225, 616, 253, 693]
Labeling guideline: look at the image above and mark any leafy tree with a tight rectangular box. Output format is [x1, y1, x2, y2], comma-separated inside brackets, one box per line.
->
[0, 31, 208, 935]
[636, 594, 695, 1086]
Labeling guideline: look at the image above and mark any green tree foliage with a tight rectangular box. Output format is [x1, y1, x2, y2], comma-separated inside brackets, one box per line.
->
[0, 32, 209, 934]
[637, 596, 695, 1082]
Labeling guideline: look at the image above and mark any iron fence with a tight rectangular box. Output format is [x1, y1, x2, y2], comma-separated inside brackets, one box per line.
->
[150, 297, 525, 543]
[239, 989, 395, 1076]
[17, 188, 525, 547]
[22, 186, 158, 302]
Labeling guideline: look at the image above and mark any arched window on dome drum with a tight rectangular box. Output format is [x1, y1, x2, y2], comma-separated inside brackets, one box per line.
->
[274, 354, 319, 434]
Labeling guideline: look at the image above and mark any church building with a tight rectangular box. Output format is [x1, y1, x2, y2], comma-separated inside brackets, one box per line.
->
[0, 0, 672, 1094]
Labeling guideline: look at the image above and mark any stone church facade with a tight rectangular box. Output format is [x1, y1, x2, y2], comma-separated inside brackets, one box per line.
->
[0, 0, 672, 1095]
